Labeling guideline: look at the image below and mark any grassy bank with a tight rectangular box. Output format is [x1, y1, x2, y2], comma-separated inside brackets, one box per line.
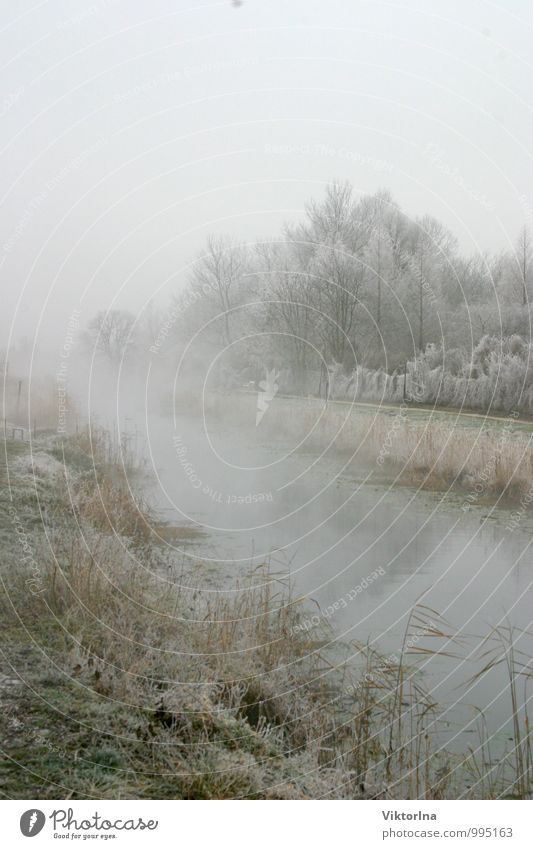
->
[201, 392, 533, 503]
[0, 431, 530, 799]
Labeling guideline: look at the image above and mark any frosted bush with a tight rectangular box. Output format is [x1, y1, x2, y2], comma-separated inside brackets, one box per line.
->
[326, 335, 533, 413]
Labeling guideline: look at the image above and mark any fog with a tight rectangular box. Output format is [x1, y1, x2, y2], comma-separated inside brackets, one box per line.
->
[2, 0, 533, 803]
[2, 0, 533, 353]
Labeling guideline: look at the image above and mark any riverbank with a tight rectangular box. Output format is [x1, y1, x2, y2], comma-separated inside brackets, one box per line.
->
[199, 392, 533, 505]
[0, 431, 530, 799]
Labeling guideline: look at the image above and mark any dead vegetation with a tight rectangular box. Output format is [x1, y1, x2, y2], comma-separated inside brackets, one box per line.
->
[204, 392, 533, 502]
[1, 429, 531, 799]
[2, 373, 77, 434]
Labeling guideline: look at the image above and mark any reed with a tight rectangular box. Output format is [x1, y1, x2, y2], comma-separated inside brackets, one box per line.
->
[2, 430, 531, 799]
[204, 392, 533, 501]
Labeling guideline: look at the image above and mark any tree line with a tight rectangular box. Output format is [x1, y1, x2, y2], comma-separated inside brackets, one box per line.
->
[85, 181, 533, 411]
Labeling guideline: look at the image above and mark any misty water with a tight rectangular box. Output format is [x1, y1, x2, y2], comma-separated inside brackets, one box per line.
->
[122, 402, 533, 754]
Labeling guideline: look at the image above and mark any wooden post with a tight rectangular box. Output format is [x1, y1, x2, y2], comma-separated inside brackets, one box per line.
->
[403, 362, 408, 403]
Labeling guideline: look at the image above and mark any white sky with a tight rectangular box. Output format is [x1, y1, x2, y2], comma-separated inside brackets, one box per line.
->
[1, 0, 532, 346]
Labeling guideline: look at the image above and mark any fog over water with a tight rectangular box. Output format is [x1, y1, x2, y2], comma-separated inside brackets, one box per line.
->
[75, 357, 532, 749]
[2, 0, 533, 802]
[148, 407, 532, 743]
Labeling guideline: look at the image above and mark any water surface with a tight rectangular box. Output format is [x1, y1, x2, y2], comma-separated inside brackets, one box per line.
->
[143, 409, 533, 750]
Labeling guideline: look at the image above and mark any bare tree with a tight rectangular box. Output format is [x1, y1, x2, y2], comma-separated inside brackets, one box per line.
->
[286, 181, 376, 366]
[514, 226, 531, 307]
[402, 215, 456, 352]
[310, 243, 365, 365]
[190, 234, 248, 346]
[361, 190, 397, 333]
[301, 180, 375, 254]
[86, 310, 136, 364]
[169, 181, 532, 399]
[256, 240, 317, 390]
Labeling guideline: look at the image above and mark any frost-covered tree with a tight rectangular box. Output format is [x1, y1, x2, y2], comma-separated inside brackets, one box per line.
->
[168, 184, 533, 410]
[86, 309, 137, 364]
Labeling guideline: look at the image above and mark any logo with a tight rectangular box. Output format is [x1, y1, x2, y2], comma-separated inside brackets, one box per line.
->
[256, 367, 280, 426]
[20, 810, 46, 837]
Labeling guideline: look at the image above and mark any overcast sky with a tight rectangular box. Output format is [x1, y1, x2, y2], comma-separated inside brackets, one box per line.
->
[1, 0, 532, 347]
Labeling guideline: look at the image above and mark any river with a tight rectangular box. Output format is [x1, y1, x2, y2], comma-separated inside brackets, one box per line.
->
[136, 406, 533, 753]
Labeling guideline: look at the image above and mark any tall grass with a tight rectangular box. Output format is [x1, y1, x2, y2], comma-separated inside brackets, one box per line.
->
[2, 428, 532, 798]
[2, 373, 76, 432]
[203, 392, 533, 500]
[465, 626, 533, 799]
